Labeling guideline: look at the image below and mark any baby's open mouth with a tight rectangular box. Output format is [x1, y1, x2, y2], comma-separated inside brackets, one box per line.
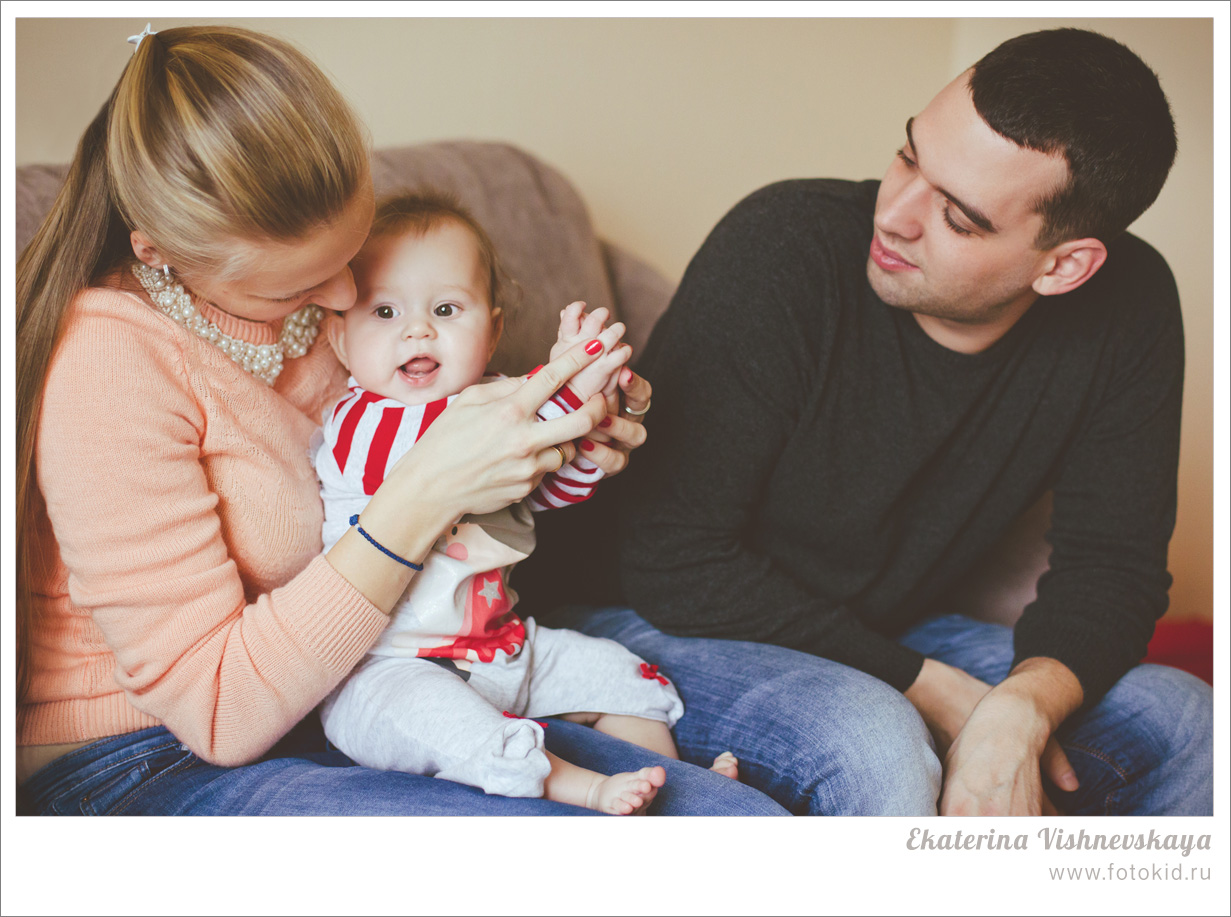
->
[400, 357, 440, 379]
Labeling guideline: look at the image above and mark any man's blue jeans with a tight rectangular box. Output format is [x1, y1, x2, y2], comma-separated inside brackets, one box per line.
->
[559, 608, 1213, 816]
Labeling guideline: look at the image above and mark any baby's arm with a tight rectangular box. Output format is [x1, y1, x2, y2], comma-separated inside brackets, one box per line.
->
[524, 304, 629, 513]
[550, 302, 631, 402]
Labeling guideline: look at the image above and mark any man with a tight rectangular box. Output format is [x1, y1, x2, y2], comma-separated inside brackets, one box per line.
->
[549, 28, 1212, 815]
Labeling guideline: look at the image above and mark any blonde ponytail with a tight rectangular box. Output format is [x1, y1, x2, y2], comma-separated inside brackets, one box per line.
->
[16, 25, 369, 699]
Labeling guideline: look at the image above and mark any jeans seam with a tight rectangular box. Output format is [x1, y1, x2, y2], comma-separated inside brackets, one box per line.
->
[45, 737, 184, 814]
[78, 739, 187, 815]
[108, 746, 197, 815]
[1066, 742, 1130, 816]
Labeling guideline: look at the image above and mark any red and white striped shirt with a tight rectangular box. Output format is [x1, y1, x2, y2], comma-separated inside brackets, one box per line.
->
[314, 376, 603, 663]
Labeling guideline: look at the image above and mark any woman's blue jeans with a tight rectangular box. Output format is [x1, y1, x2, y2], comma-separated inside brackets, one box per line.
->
[557, 608, 1214, 816]
[18, 711, 788, 816]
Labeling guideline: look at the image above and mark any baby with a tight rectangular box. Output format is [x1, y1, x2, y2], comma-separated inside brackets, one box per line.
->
[314, 192, 736, 814]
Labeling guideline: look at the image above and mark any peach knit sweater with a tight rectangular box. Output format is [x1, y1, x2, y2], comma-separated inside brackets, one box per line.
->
[20, 283, 392, 766]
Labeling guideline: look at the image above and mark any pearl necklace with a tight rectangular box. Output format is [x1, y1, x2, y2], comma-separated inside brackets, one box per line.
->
[132, 262, 323, 385]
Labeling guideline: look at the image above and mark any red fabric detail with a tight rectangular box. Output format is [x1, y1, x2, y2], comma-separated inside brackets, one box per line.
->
[640, 663, 669, 685]
[527, 365, 544, 377]
[419, 618, 527, 664]
[553, 467, 598, 486]
[332, 387, 358, 420]
[540, 478, 592, 505]
[556, 385, 584, 411]
[362, 406, 405, 495]
[502, 711, 548, 728]
[1144, 620, 1213, 685]
[332, 391, 380, 473]
[415, 397, 448, 442]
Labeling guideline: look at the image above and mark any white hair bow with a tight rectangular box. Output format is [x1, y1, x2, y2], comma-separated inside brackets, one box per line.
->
[127, 23, 157, 53]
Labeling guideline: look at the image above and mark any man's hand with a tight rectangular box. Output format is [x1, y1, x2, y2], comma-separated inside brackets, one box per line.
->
[939, 695, 1068, 815]
[904, 657, 992, 759]
[905, 656, 1083, 815]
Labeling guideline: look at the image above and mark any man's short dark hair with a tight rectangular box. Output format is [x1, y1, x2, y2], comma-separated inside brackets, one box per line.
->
[969, 28, 1176, 248]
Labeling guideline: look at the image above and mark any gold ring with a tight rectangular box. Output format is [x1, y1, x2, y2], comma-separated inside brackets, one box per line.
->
[623, 398, 651, 417]
[550, 443, 568, 471]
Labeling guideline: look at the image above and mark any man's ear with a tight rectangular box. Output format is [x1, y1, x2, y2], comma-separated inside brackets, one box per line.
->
[130, 230, 168, 268]
[323, 313, 351, 371]
[488, 307, 505, 360]
[1032, 238, 1108, 298]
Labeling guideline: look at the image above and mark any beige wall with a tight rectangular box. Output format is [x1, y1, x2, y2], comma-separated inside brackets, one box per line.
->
[14, 17, 1215, 622]
[949, 19, 1215, 627]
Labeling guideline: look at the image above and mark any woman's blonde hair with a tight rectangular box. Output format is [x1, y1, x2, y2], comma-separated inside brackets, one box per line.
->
[15, 25, 370, 698]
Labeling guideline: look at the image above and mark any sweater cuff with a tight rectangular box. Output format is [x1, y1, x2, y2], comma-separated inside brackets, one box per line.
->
[802, 615, 926, 693]
[277, 555, 391, 675]
[1011, 614, 1146, 711]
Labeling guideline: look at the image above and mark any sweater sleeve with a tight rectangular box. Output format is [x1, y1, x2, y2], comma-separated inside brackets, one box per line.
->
[1012, 240, 1184, 708]
[37, 291, 390, 766]
[619, 185, 925, 690]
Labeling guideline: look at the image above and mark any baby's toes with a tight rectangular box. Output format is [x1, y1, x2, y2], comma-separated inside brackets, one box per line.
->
[620, 787, 655, 815]
[710, 752, 739, 779]
[614, 795, 638, 815]
[642, 765, 667, 788]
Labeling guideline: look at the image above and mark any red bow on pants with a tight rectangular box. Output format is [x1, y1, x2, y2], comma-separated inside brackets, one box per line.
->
[640, 663, 669, 685]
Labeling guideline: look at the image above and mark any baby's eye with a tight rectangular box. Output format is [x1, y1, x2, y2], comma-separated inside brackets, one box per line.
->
[375, 305, 397, 319]
[434, 303, 457, 317]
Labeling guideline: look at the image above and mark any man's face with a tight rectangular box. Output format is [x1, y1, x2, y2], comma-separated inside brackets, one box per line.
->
[867, 73, 1070, 341]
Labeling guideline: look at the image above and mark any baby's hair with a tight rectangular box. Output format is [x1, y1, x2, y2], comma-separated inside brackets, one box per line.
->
[368, 190, 517, 315]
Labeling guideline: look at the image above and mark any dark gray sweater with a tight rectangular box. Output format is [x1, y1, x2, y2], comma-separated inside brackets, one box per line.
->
[612, 179, 1183, 707]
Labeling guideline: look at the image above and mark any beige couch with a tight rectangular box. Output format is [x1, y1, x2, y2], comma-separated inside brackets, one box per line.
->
[15, 140, 1052, 626]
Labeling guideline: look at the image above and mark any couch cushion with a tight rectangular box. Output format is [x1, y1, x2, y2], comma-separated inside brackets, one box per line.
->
[14, 163, 69, 259]
[16, 141, 617, 376]
[373, 141, 617, 375]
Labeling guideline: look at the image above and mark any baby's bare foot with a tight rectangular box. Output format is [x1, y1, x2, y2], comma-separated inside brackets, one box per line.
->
[710, 751, 739, 780]
[588, 765, 666, 815]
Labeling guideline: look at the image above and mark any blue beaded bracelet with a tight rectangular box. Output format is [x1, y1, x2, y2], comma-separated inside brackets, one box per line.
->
[349, 514, 424, 571]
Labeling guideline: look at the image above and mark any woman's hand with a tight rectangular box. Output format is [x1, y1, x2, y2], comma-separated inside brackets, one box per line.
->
[397, 342, 613, 518]
[579, 367, 652, 478]
[367, 339, 610, 528]
[327, 339, 611, 611]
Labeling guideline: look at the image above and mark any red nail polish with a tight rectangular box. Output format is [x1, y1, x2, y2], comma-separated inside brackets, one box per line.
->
[599, 417, 612, 428]
[622, 368, 633, 384]
[584, 340, 602, 355]
[580, 439, 595, 451]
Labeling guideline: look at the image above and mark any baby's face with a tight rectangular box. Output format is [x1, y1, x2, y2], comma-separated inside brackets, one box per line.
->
[340, 220, 501, 406]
